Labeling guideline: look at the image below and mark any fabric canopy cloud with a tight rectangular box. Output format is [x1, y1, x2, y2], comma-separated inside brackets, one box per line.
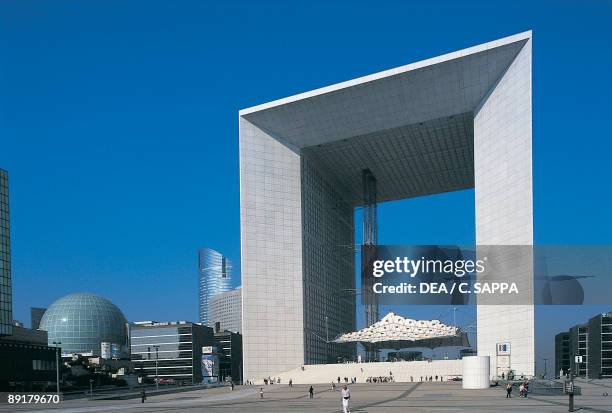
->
[334, 312, 469, 349]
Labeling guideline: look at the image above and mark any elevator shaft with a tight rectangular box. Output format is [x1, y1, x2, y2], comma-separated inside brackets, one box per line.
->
[362, 169, 379, 362]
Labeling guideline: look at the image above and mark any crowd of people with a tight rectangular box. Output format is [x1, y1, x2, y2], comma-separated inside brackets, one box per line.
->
[366, 375, 394, 383]
[261, 377, 281, 385]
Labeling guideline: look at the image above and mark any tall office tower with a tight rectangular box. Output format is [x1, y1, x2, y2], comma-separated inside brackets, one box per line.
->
[198, 248, 232, 326]
[31, 307, 46, 330]
[209, 287, 242, 333]
[0, 169, 12, 337]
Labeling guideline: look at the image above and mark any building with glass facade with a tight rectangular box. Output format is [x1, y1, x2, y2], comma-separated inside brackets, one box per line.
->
[555, 331, 570, 377]
[209, 287, 241, 333]
[570, 324, 588, 377]
[198, 248, 232, 326]
[214, 328, 242, 383]
[0, 169, 12, 337]
[0, 170, 59, 391]
[587, 311, 612, 379]
[38, 293, 128, 356]
[555, 311, 612, 379]
[130, 321, 216, 384]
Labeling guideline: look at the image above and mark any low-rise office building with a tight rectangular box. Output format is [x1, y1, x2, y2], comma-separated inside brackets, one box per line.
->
[213, 324, 242, 383]
[587, 311, 612, 379]
[0, 325, 58, 391]
[130, 321, 216, 384]
[555, 311, 612, 379]
[569, 324, 588, 377]
[555, 331, 570, 376]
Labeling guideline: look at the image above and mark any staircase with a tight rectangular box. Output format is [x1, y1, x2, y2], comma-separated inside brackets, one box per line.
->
[256, 360, 462, 385]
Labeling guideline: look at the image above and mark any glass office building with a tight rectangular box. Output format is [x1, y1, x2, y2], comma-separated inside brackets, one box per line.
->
[214, 328, 242, 383]
[588, 312, 612, 379]
[555, 331, 570, 377]
[570, 324, 588, 377]
[39, 293, 128, 356]
[198, 248, 232, 326]
[0, 169, 12, 337]
[130, 321, 216, 384]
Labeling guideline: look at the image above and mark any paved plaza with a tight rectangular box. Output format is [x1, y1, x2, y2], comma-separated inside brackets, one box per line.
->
[2, 380, 612, 413]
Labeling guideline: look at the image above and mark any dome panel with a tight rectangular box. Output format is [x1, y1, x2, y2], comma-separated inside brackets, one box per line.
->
[39, 293, 127, 356]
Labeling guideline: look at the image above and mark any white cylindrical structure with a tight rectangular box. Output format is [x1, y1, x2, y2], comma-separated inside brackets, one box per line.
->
[462, 356, 490, 389]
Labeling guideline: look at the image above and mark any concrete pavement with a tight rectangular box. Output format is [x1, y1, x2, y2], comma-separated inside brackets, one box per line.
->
[2, 381, 611, 413]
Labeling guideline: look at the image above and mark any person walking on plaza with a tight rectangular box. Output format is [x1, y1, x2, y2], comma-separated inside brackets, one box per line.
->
[506, 383, 513, 398]
[309, 385, 314, 399]
[260, 387, 264, 398]
[289, 378, 293, 388]
[140, 389, 146, 404]
[341, 384, 351, 413]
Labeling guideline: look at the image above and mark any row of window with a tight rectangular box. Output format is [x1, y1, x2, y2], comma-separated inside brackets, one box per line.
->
[32, 359, 56, 371]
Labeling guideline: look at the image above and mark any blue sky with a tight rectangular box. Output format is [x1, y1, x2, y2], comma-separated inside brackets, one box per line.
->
[1, 1, 611, 373]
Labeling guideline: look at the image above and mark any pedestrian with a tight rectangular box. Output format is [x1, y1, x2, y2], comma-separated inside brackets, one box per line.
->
[519, 383, 525, 397]
[332, 381, 335, 390]
[140, 389, 146, 404]
[523, 380, 529, 397]
[260, 387, 264, 398]
[341, 384, 351, 413]
[230, 381, 235, 391]
[289, 379, 293, 388]
[506, 383, 512, 398]
[309, 385, 314, 399]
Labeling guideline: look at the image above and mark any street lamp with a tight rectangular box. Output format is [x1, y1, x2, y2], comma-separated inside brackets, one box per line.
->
[52, 341, 61, 395]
